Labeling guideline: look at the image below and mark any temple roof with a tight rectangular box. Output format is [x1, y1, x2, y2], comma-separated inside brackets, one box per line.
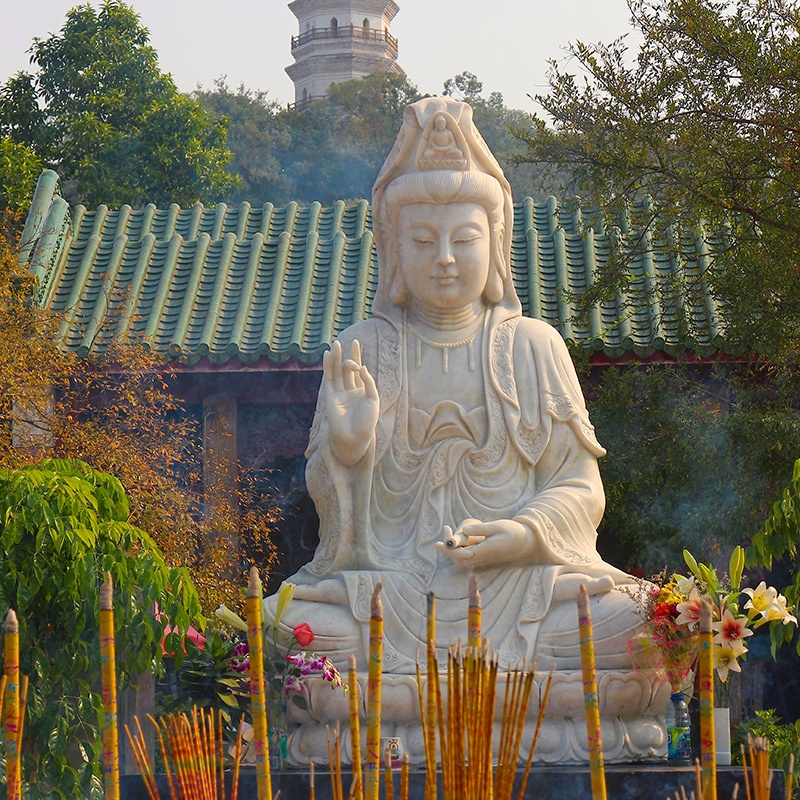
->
[19, 170, 730, 369]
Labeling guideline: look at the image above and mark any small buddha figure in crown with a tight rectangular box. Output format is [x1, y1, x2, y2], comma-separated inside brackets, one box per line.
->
[420, 114, 468, 168]
[265, 97, 643, 678]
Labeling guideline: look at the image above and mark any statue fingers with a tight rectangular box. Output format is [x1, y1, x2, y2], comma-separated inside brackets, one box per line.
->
[436, 541, 475, 566]
[350, 338, 363, 366]
[342, 359, 359, 391]
[330, 340, 344, 390]
[360, 364, 379, 403]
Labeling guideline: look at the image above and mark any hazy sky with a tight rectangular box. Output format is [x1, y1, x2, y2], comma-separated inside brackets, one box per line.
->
[1, 0, 638, 111]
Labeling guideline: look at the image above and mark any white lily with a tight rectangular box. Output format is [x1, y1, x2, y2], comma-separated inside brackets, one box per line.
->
[742, 581, 778, 620]
[272, 581, 297, 630]
[215, 603, 247, 631]
[713, 643, 742, 683]
[674, 574, 696, 596]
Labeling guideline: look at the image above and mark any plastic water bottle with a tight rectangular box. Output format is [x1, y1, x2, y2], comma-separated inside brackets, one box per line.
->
[666, 692, 692, 765]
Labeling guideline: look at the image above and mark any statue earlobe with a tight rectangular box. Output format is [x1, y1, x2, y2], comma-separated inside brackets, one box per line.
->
[388, 267, 410, 306]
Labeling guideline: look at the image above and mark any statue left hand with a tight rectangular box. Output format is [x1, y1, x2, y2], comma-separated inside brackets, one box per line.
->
[435, 518, 537, 569]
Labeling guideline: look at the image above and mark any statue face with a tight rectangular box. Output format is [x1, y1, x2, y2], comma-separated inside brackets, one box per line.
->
[398, 202, 491, 312]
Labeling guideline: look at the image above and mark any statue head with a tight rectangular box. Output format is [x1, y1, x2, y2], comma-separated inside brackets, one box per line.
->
[372, 98, 519, 315]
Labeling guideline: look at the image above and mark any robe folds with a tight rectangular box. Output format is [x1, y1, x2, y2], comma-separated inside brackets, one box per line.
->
[283, 305, 637, 673]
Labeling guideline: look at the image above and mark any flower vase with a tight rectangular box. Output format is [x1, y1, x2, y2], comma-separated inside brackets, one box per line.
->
[714, 707, 731, 766]
[266, 695, 289, 770]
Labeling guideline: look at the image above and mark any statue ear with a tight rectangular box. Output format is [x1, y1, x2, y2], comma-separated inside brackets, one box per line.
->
[389, 268, 410, 306]
[483, 266, 503, 306]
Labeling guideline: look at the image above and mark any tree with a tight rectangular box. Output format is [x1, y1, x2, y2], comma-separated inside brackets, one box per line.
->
[0, 225, 274, 615]
[442, 71, 549, 200]
[0, 1, 238, 207]
[0, 459, 202, 797]
[193, 79, 294, 206]
[513, 0, 800, 362]
[282, 71, 423, 204]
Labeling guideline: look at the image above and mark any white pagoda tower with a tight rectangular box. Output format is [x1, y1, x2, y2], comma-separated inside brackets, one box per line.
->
[286, 0, 402, 109]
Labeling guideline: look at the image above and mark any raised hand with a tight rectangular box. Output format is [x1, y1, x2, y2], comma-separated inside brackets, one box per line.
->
[322, 339, 380, 466]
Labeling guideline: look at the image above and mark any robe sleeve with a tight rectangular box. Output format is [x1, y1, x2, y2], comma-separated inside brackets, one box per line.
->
[507, 318, 607, 566]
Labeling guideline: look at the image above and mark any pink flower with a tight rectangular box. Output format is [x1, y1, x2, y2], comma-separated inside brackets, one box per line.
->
[712, 609, 753, 655]
[675, 589, 703, 630]
[293, 622, 315, 647]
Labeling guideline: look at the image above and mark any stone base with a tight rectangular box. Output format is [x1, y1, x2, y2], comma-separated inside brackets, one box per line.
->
[285, 669, 671, 765]
[121, 766, 786, 800]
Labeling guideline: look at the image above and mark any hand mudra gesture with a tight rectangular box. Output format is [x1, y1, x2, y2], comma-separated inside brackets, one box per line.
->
[322, 339, 379, 466]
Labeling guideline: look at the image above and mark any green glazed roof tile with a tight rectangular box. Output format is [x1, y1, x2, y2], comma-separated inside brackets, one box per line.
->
[20, 169, 734, 368]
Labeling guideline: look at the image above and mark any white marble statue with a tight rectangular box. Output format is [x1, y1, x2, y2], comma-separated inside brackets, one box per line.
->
[266, 97, 645, 681]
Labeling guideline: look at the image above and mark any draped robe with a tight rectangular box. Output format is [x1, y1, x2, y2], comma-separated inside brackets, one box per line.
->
[285, 306, 637, 673]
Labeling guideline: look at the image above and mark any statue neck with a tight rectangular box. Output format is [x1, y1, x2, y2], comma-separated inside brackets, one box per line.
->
[408, 301, 485, 333]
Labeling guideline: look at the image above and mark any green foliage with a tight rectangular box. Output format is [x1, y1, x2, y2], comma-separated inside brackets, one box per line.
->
[0, 137, 42, 212]
[159, 633, 248, 729]
[0, 458, 202, 797]
[193, 70, 547, 205]
[748, 457, 800, 655]
[733, 709, 800, 784]
[513, 0, 800, 361]
[586, 362, 800, 582]
[192, 79, 294, 206]
[589, 365, 737, 569]
[0, 0, 238, 207]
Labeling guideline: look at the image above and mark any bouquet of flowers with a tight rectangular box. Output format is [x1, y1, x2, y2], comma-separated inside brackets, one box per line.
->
[628, 570, 701, 693]
[215, 581, 344, 709]
[629, 546, 797, 699]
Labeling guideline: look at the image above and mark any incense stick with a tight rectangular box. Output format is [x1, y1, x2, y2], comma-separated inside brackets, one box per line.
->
[578, 584, 607, 800]
[516, 665, 554, 800]
[365, 583, 384, 800]
[425, 592, 437, 800]
[247, 567, 273, 800]
[698, 598, 716, 800]
[468, 575, 481, 650]
[348, 653, 363, 800]
[4, 608, 21, 800]
[100, 574, 121, 800]
[786, 753, 794, 800]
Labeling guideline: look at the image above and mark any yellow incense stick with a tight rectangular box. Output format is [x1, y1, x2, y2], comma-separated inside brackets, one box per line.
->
[384, 747, 395, 800]
[786, 753, 794, 800]
[123, 724, 160, 800]
[232, 718, 244, 800]
[100, 574, 121, 800]
[400, 753, 409, 800]
[4, 609, 21, 800]
[365, 583, 384, 800]
[425, 592, 437, 800]
[348, 653, 363, 800]
[578, 584, 607, 800]
[309, 760, 315, 800]
[247, 566, 273, 800]
[698, 598, 716, 800]
[468, 575, 481, 650]
[517, 666, 554, 800]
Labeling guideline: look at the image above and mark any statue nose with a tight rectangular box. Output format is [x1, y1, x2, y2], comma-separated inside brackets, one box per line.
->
[436, 241, 455, 266]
